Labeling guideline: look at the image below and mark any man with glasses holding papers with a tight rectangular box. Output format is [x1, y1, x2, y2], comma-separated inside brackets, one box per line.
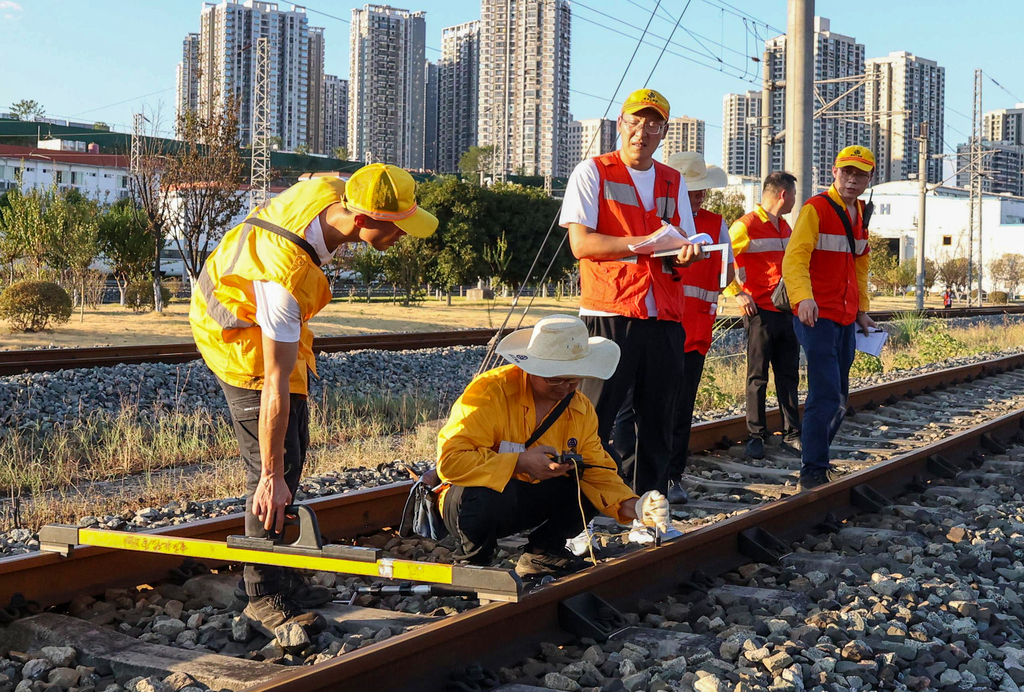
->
[560, 88, 702, 513]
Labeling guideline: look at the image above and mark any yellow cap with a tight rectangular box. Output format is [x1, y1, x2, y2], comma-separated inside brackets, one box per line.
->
[344, 163, 438, 238]
[621, 88, 670, 120]
[835, 145, 876, 172]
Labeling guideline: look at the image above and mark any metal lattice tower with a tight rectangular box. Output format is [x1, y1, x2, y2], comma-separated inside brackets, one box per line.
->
[250, 36, 271, 210]
[130, 113, 144, 178]
[968, 68, 983, 305]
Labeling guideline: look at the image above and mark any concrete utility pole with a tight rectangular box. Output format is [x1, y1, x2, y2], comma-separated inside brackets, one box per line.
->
[784, 0, 814, 225]
[915, 121, 928, 310]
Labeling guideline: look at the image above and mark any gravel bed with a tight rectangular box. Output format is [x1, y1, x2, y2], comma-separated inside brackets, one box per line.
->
[494, 439, 1024, 692]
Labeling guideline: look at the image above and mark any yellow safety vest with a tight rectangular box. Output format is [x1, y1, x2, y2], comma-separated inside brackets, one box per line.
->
[189, 177, 345, 394]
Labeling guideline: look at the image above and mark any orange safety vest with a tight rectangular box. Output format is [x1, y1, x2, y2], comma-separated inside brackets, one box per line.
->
[680, 209, 725, 355]
[805, 191, 870, 326]
[731, 205, 791, 312]
[579, 152, 686, 321]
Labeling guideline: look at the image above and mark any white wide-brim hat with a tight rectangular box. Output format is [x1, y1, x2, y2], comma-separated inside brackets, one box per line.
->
[666, 151, 729, 191]
[496, 314, 621, 380]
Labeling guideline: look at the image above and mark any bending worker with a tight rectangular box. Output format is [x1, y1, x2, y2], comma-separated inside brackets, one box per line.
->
[723, 172, 802, 459]
[560, 88, 700, 511]
[436, 315, 670, 577]
[611, 153, 733, 505]
[782, 146, 877, 491]
[190, 165, 437, 635]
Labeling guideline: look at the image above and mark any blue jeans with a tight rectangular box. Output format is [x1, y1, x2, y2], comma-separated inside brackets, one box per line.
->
[792, 317, 856, 475]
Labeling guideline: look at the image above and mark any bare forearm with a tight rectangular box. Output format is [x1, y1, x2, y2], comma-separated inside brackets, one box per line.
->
[258, 380, 289, 478]
[568, 224, 639, 260]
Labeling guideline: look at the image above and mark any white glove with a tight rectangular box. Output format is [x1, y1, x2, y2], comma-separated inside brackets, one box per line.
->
[635, 490, 669, 532]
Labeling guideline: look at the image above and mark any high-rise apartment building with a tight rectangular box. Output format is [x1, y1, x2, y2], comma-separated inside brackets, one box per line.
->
[348, 5, 427, 169]
[478, 0, 571, 177]
[765, 17, 866, 189]
[956, 141, 1024, 198]
[423, 61, 439, 171]
[175, 33, 201, 126]
[307, 27, 326, 154]
[437, 21, 480, 174]
[865, 51, 945, 184]
[323, 75, 349, 157]
[566, 118, 616, 168]
[985, 104, 1024, 144]
[722, 91, 762, 178]
[661, 116, 705, 158]
[193, 0, 310, 149]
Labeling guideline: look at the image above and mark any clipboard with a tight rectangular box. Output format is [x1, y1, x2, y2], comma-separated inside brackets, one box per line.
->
[653, 242, 732, 288]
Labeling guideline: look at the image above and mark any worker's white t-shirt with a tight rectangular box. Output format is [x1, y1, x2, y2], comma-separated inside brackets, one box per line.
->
[252, 215, 336, 343]
[559, 158, 696, 318]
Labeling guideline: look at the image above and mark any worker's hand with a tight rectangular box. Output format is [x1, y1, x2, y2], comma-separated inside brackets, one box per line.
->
[515, 445, 571, 481]
[253, 473, 293, 534]
[735, 291, 758, 317]
[797, 298, 819, 327]
[674, 243, 703, 267]
[635, 490, 669, 532]
[856, 311, 877, 336]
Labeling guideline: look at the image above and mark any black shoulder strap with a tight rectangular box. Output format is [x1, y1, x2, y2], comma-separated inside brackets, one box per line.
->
[525, 392, 576, 448]
[819, 193, 858, 255]
[247, 217, 322, 268]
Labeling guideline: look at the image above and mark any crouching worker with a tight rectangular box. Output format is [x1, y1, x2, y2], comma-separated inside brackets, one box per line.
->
[436, 315, 670, 577]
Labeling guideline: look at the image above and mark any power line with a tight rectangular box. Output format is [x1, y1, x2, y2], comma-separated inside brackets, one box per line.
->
[983, 71, 1023, 104]
[644, 0, 693, 84]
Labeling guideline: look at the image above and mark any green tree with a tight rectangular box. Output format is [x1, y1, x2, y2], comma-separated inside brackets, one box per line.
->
[868, 234, 900, 295]
[478, 182, 569, 288]
[0, 185, 31, 285]
[269, 136, 283, 150]
[98, 199, 155, 305]
[458, 145, 494, 182]
[937, 255, 970, 295]
[382, 236, 435, 307]
[702, 189, 746, 226]
[989, 253, 1024, 298]
[93, 122, 109, 131]
[332, 146, 349, 160]
[340, 244, 384, 301]
[50, 189, 100, 321]
[294, 144, 310, 156]
[416, 177, 485, 305]
[9, 99, 45, 121]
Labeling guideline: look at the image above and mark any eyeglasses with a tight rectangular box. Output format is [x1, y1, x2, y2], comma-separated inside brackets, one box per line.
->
[838, 167, 872, 182]
[542, 376, 582, 387]
[620, 115, 667, 135]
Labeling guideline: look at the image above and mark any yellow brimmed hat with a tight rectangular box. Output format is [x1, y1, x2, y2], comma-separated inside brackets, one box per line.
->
[344, 164, 438, 238]
[622, 88, 670, 120]
[835, 146, 875, 172]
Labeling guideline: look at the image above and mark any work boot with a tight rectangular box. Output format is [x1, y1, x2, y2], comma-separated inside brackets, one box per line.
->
[779, 434, 802, 457]
[235, 571, 333, 608]
[515, 549, 589, 577]
[667, 478, 689, 504]
[796, 468, 841, 492]
[745, 436, 766, 460]
[243, 592, 327, 638]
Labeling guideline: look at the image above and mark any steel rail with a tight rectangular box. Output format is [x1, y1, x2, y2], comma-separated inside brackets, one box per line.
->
[2, 305, 1022, 376]
[2, 351, 1022, 610]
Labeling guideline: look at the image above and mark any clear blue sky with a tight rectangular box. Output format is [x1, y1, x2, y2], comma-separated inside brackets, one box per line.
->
[1, 0, 1021, 171]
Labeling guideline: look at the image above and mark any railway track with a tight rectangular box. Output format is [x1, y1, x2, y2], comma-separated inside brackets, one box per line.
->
[1, 305, 1022, 376]
[2, 352, 1024, 691]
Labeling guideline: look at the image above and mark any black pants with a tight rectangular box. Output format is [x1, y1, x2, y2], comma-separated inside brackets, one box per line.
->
[581, 315, 686, 495]
[219, 377, 309, 597]
[612, 349, 706, 480]
[441, 477, 597, 564]
[744, 308, 801, 438]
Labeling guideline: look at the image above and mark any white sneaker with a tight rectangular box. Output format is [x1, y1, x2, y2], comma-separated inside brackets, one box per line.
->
[627, 519, 655, 545]
[565, 523, 597, 556]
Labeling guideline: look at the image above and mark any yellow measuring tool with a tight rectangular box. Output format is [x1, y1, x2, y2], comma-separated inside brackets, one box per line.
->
[38, 505, 521, 602]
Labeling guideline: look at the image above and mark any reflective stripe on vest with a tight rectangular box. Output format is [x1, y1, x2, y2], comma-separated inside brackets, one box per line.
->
[746, 237, 787, 254]
[814, 233, 869, 255]
[197, 265, 254, 330]
[603, 180, 638, 206]
[684, 285, 719, 303]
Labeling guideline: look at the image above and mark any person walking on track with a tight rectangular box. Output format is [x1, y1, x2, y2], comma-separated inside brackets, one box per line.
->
[782, 146, 877, 491]
[724, 172, 802, 460]
[190, 165, 437, 635]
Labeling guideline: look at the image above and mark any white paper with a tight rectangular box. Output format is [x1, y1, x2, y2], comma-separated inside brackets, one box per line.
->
[653, 242, 732, 287]
[855, 328, 888, 357]
[498, 440, 526, 454]
[627, 224, 692, 254]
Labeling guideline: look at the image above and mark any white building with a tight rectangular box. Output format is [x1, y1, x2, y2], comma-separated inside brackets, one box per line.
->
[437, 20, 480, 174]
[307, 26, 326, 154]
[175, 33, 201, 124]
[478, 0, 571, 177]
[956, 140, 1024, 198]
[662, 116, 705, 158]
[722, 91, 762, 178]
[566, 118, 616, 168]
[865, 51, 945, 185]
[0, 145, 129, 201]
[765, 17, 866, 190]
[323, 75, 349, 157]
[865, 180, 1024, 292]
[724, 174, 762, 213]
[188, 0, 310, 150]
[348, 4, 427, 169]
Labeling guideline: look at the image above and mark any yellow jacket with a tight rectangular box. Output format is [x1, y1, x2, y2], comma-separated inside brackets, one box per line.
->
[437, 364, 638, 523]
[189, 177, 345, 394]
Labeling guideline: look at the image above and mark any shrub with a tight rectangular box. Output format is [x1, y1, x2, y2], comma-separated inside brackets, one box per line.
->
[849, 352, 883, 378]
[162, 278, 186, 302]
[888, 311, 930, 348]
[888, 352, 922, 371]
[990, 291, 1008, 305]
[0, 281, 73, 332]
[124, 281, 172, 313]
[917, 324, 968, 362]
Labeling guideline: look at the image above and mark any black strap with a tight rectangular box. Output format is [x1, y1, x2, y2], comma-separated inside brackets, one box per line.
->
[819, 193, 858, 256]
[525, 392, 576, 448]
[247, 217, 322, 268]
